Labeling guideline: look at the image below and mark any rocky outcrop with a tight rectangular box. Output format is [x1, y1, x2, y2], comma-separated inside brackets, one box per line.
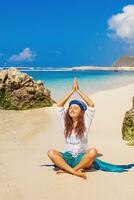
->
[113, 56, 134, 67]
[122, 97, 134, 145]
[0, 67, 55, 110]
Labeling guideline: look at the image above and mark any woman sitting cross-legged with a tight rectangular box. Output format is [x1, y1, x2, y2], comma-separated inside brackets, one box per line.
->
[47, 78, 97, 179]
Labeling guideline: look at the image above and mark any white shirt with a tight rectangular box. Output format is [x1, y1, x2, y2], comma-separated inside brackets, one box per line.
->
[56, 104, 95, 157]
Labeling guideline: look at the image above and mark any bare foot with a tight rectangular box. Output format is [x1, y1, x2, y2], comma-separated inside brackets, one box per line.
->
[56, 169, 65, 174]
[56, 169, 84, 175]
[74, 171, 87, 179]
[56, 169, 87, 179]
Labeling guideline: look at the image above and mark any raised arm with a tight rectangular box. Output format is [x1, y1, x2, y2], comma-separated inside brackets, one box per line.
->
[56, 89, 75, 107]
[56, 78, 78, 107]
[56, 77, 94, 107]
[77, 89, 94, 107]
[75, 79, 94, 107]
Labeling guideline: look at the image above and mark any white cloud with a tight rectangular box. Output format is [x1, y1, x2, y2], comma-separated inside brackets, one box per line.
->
[9, 48, 36, 62]
[108, 5, 134, 44]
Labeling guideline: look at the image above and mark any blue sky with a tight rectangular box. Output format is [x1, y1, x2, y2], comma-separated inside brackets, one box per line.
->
[0, 0, 134, 67]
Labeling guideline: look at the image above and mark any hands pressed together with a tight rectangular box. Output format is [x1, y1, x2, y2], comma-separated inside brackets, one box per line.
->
[57, 77, 94, 108]
[72, 77, 80, 92]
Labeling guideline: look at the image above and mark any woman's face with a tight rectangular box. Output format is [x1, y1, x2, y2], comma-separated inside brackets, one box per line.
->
[68, 104, 81, 118]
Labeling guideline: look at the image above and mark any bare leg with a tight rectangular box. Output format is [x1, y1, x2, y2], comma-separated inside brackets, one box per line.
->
[57, 148, 97, 174]
[47, 149, 87, 179]
[73, 148, 97, 171]
[56, 168, 83, 174]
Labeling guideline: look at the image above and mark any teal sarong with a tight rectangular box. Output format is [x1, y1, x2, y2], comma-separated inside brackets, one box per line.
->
[57, 151, 134, 173]
[59, 151, 85, 168]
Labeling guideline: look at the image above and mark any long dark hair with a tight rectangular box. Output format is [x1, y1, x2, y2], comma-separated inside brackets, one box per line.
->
[64, 107, 86, 139]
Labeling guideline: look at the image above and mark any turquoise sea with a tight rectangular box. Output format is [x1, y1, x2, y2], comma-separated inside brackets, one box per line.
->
[23, 70, 134, 102]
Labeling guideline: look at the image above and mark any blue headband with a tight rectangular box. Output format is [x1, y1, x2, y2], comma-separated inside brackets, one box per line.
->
[69, 99, 87, 111]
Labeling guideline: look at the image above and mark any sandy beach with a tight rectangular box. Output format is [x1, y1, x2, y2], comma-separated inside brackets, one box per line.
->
[0, 82, 134, 200]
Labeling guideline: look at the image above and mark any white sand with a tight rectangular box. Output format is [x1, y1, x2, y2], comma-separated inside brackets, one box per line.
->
[0, 83, 134, 200]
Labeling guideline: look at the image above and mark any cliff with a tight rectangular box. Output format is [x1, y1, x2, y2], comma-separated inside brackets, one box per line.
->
[112, 56, 134, 67]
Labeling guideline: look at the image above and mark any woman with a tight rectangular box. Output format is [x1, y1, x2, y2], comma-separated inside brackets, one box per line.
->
[47, 78, 134, 180]
[47, 78, 97, 179]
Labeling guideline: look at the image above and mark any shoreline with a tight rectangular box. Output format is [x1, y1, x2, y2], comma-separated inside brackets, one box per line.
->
[50, 80, 134, 103]
[88, 80, 134, 96]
